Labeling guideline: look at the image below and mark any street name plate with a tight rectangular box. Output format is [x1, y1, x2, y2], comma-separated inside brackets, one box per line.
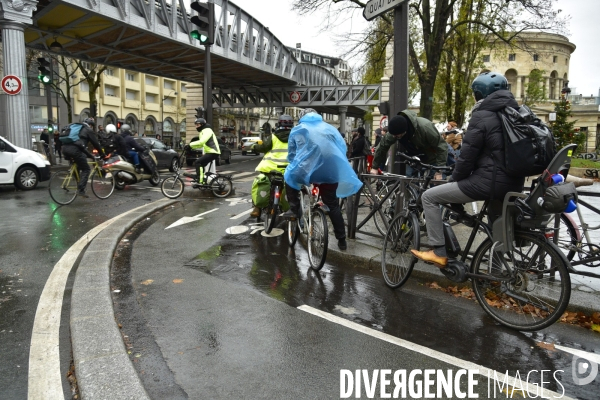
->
[363, 0, 408, 21]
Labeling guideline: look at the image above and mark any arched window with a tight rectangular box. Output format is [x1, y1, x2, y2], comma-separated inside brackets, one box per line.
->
[144, 119, 155, 137]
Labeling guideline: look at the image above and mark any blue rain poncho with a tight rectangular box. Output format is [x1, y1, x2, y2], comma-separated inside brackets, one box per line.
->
[284, 113, 362, 198]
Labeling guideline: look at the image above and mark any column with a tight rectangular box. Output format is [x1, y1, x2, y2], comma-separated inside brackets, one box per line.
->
[0, 21, 30, 149]
[516, 76, 522, 101]
[545, 77, 551, 100]
[338, 106, 347, 143]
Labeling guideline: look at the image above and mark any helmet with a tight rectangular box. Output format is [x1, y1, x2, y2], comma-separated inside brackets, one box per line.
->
[194, 118, 206, 125]
[277, 114, 294, 129]
[84, 117, 95, 127]
[105, 124, 117, 134]
[471, 72, 508, 101]
[121, 124, 131, 132]
[298, 108, 317, 120]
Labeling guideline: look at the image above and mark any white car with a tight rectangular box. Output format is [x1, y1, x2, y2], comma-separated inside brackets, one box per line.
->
[0, 136, 51, 190]
[240, 137, 261, 155]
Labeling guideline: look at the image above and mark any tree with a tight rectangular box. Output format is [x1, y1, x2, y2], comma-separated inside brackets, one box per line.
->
[523, 69, 546, 107]
[551, 97, 584, 151]
[292, 0, 567, 120]
[75, 60, 108, 123]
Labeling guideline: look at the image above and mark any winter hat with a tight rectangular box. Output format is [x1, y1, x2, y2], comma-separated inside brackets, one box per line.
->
[388, 115, 408, 136]
[357, 127, 366, 136]
[375, 128, 382, 136]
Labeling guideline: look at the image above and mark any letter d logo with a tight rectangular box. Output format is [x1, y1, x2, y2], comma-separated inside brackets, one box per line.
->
[572, 355, 598, 386]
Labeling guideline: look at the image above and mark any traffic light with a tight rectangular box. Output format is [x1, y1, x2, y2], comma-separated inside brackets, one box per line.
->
[116, 120, 124, 129]
[37, 57, 52, 84]
[190, 1, 214, 45]
[377, 101, 390, 116]
[48, 123, 54, 133]
[194, 107, 204, 118]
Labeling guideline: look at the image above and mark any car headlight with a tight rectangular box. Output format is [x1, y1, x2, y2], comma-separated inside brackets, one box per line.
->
[36, 152, 50, 164]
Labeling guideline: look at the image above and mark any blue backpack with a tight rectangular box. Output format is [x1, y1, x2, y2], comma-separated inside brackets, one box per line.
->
[59, 123, 84, 144]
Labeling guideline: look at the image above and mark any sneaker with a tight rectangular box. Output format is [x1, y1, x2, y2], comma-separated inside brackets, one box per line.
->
[281, 210, 298, 220]
[77, 190, 89, 198]
[337, 238, 347, 250]
[250, 206, 261, 218]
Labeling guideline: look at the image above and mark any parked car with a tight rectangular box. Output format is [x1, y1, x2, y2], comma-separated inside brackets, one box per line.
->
[184, 138, 232, 167]
[240, 137, 261, 156]
[0, 135, 51, 190]
[134, 137, 179, 171]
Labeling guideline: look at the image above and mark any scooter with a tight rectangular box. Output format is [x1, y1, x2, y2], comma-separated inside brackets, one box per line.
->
[103, 150, 160, 190]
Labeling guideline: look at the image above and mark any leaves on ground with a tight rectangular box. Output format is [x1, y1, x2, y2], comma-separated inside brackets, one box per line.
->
[172, 279, 183, 284]
[536, 342, 556, 351]
[140, 279, 154, 285]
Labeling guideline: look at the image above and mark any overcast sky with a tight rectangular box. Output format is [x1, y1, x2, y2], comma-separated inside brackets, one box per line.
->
[230, 0, 600, 96]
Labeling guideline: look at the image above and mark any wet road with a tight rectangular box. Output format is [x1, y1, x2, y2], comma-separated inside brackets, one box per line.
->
[1, 153, 599, 399]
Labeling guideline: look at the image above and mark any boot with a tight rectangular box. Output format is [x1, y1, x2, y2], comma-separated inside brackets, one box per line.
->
[250, 206, 261, 218]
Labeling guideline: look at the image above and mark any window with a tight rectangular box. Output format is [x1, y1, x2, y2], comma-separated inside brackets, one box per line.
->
[164, 80, 175, 90]
[553, 56, 558, 63]
[508, 54, 516, 61]
[482, 55, 490, 63]
[104, 68, 114, 76]
[80, 61, 91, 70]
[533, 54, 539, 62]
[126, 72, 136, 81]
[104, 85, 118, 97]
[181, 99, 186, 107]
[126, 90, 138, 100]
[565, 58, 568, 65]
[146, 93, 157, 103]
[163, 98, 174, 106]
[80, 81, 89, 92]
[145, 76, 157, 86]
[180, 84, 186, 92]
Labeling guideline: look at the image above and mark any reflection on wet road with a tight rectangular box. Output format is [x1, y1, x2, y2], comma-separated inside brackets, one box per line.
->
[191, 219, 600, 399]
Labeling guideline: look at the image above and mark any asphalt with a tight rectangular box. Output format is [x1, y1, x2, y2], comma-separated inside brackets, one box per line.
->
[65, 191, 600, 398]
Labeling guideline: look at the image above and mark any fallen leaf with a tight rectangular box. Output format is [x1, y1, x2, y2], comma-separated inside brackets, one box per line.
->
[141, 279, 154, 285]
[537, 342, 556, 351]
[172, 279, 184, 284]
[592, 324, 600, 333]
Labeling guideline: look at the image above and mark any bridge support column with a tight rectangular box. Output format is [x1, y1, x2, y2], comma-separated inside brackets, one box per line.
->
[338, 106, 347, 142]
[0, 1, 36, 149]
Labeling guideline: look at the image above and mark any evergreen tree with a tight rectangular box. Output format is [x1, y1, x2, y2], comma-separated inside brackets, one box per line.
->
[551, 97, 584, 151]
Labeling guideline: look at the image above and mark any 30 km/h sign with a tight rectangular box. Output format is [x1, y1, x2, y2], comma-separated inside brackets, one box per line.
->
[1, 75, 23, 95]
[363, 0, 408, 21]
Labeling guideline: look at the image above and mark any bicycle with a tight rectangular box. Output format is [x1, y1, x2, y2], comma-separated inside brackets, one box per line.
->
[160, 151, 233, 199]
[258, 169, 287, 234]
[287, 184, 329, 271]
[381, 147, 575, 331]
[48, 157, 115, 205]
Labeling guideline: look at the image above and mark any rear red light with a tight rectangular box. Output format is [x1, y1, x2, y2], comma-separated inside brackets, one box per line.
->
[275, 191, 280, 198]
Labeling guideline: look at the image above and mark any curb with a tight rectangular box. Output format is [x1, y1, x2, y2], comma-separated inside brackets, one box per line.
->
[70, 198, 177, 399]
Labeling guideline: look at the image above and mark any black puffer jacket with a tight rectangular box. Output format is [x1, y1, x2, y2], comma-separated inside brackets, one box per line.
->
[452, 90, 524, 200]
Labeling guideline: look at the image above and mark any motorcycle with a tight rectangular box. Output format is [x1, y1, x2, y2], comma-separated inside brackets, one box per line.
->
[103, 149, 160, 190]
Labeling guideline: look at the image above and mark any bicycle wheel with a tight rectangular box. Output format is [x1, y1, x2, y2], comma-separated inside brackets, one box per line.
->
[549, 213, 578, 261]
[308, 208, 328, 271]
[264, 204, 279, 234]
[211, 176, 233, 198]
[287, 219, 299, 247]
[373, 184, 396, 236]
[161, 176, 185, 199]
[381, 212, 420, 289]
[471, 232, 571, 331]
[48, 170, 78, 205]
[90, 169, 115, 199]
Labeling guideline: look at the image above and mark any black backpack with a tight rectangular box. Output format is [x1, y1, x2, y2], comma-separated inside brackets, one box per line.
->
[497, 105, 557, 177]
[98, 130, 117, 154]
[362, 137, 372, 156]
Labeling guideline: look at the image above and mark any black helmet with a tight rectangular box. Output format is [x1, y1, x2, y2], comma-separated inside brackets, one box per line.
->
[277, 114, 294, 129]
[194, 118, 206, 125]
[471, 72, 508, 101]
[84, 117, 95, 127]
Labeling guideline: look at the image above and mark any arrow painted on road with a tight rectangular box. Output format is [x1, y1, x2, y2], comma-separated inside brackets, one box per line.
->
[165, 208, 218, 229]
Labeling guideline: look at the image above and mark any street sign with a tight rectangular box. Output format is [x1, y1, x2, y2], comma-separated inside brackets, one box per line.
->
[290, 91, 301, 104]
[380, 115, 388, 129]
[2, 75, 22, 95]
[363, 0, 408, 21]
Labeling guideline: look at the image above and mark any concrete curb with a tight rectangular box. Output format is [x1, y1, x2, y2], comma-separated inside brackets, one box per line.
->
[70, 198, 177, 399]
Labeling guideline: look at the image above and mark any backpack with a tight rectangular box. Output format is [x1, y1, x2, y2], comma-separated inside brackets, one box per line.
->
[362, 137, 372, 156]
[497, 105, 557, 177]
[97, 129, 117, 154]
[59, 123, 84, 144]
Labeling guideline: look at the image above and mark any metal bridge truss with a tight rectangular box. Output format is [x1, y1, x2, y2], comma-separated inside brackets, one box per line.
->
[212, 85, 382, 116]
[29, 0, 339, 88]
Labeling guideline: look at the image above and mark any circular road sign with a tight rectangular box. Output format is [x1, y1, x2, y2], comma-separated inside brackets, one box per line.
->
[380, 115, 388, 129]
[2, 75, 22, 95]
[289, 91, 301, 104]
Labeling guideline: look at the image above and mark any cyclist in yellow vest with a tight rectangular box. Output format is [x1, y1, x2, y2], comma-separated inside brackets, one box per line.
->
[250, 114, 294, 217]
[183, 118, 221, 184]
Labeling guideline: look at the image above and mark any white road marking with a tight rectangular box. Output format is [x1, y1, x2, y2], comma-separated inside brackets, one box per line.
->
[297, 305, 573, 400]
[225, 197, 251, 206]
[226, 226, 250, 234]
[28, 206, 148, 400]
[165, 208, 218, 229]
[230, 208, 253, 219]
[555, 344, 600, 364]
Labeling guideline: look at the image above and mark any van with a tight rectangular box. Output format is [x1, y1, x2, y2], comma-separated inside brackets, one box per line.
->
[240, 137, 261, 156]
[0, 136, 51, 190]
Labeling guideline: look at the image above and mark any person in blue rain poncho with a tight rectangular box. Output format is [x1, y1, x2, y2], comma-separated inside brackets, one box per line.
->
[282, 109, 362, 251]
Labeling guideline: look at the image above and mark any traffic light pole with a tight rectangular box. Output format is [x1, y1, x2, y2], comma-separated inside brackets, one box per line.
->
[390, 2, 409, 175]
[45, 61, 56, 165]
[204, 43, 212, 126]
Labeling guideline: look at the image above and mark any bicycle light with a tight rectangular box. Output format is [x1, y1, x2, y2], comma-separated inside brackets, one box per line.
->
[312, 187, 319, 197]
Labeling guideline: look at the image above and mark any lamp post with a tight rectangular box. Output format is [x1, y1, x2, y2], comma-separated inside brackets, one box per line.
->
[160, 90, 177, 140]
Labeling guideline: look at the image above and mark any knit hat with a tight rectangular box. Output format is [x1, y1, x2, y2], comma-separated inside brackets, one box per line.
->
[375, 128, 382, 136]
[357, 127, 366, 136]
[388, 115, 408, 136]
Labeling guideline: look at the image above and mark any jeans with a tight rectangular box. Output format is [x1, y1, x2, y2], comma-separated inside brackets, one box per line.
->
[421, 182, 475, 247]
[128, 150, 140, 166]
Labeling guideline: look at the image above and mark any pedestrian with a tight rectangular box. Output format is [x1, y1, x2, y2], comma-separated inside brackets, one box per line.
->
[282, 108, 362, 251]
[39, 128, 50, 157]
[97, 124, 105, 134]
[155, 134, 161, 140]
[53, 132, 62, 162]
[410, 71, 524, 268]
[370, 110, 447, 176]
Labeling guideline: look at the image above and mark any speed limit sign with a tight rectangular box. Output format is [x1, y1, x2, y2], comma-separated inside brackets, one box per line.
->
[289, 91, 301, 104]
[2, 75, 22, 95]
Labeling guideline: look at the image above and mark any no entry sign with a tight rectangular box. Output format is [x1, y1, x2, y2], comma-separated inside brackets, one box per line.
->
[2, 75, 23, 95]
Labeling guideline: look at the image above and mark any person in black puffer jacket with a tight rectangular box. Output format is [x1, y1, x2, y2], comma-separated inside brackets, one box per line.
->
[411, 72, 524, 269]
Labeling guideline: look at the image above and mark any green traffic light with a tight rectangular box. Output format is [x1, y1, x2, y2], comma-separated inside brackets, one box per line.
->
[38, 74, 51, 84]
[199, 34, 209, 44]
[48, 126, 54, 133]
[190, 30, 210, 44]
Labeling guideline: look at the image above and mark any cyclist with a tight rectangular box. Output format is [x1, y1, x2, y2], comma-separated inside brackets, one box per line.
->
[411, 71, 524, 268]
[369, 111, 447, 176]
[119, 124, 146, 173]
[61, 118, 106, 197]
[250, 114, 293, 218]
[184, 118, 221, 185]
[282, 108, 362, 250]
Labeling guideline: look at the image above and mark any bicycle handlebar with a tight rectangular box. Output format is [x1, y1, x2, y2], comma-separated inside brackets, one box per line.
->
[396, 152, 454, 173]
